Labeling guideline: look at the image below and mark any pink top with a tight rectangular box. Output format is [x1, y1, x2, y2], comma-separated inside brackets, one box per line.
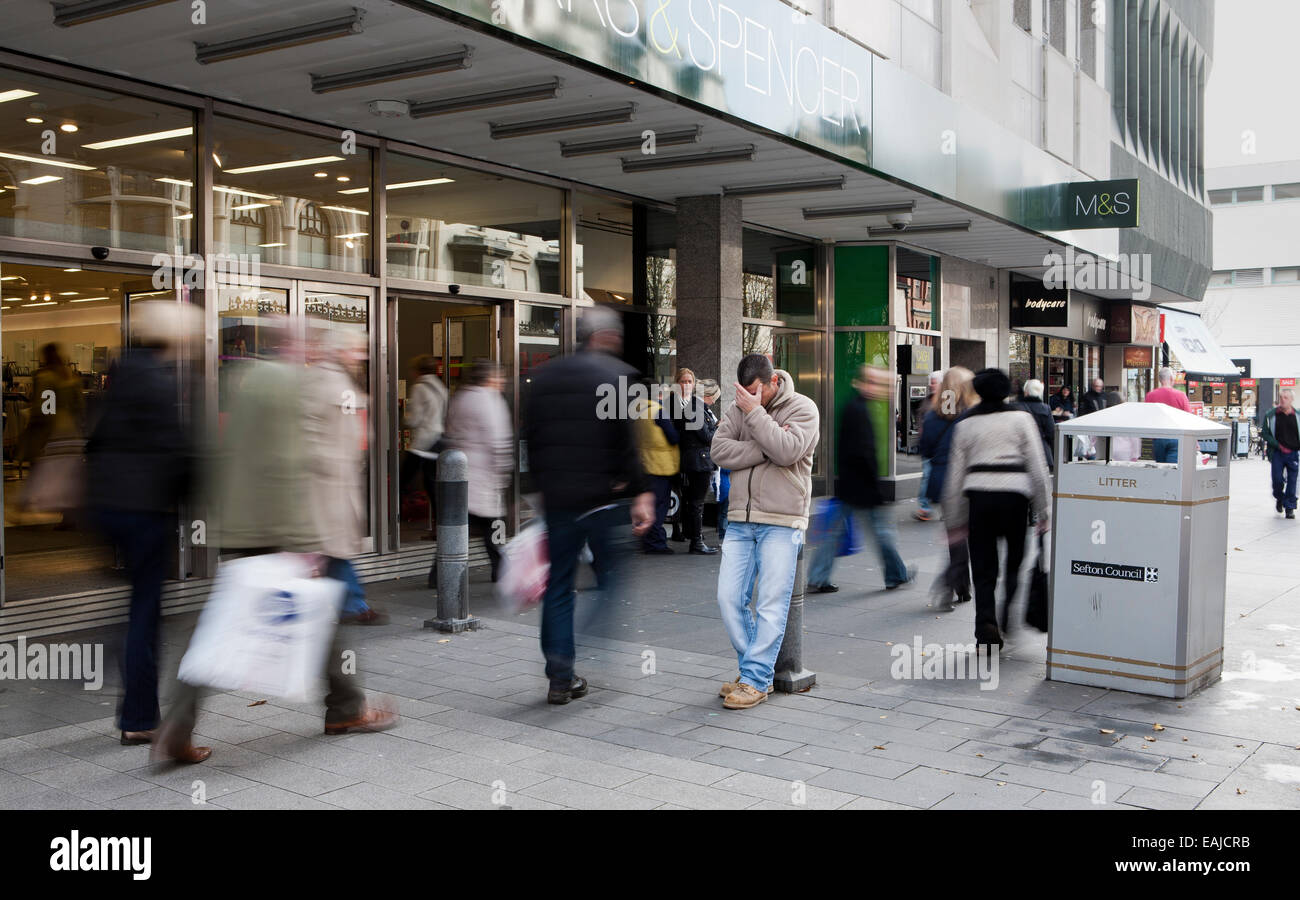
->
[1146, 387, 1192, 411]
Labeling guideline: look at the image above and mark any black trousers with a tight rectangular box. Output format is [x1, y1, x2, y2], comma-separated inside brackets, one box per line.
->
[966, 491, 1029, 635]
[679, 469, 711, 540]
[643, 475, 672, 550]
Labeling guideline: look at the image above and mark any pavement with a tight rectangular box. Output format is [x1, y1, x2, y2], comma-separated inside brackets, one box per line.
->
[1, 457, 1298, 810]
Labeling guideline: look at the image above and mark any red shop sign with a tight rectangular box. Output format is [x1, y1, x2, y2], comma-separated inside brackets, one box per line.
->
[1240, 379, 1257, 388]
[1282, 378, 1297, 387]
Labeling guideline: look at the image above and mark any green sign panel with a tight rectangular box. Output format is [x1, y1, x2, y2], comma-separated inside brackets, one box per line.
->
[420, 0, 873, 164]
[1023, 178, 1140, 230]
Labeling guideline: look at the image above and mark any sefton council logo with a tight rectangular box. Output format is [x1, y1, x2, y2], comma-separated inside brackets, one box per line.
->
[1071, 560, 1159, 583]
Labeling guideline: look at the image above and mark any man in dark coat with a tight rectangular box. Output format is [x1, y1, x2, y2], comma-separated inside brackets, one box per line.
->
[807, 365, 912, 592]
[522, 307, 654, 704]
[1078, 377, 1108, 417]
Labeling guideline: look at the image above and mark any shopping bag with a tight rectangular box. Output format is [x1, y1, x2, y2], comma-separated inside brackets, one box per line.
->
[178, 554, 345, 702]
[1024, 533, 1049, 633]
[810, 498, 862, 558]
[496, 520, 549, 613]
[22, 438, 85, 512]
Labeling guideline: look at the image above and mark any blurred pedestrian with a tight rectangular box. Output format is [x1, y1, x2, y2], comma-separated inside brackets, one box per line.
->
[306, 329, 386, 626]
[444, 358, 513, 579]
[1012, 378, 1056, 471]
[1146, 366, 1192, 462]
[17, 342, 86, 520]
[711, 354, 819, 710]
[634, 378, 680, 554]
[808, 364, 913, 594]
[404, 354, 448, 587]
[914, 370, 944, 521]
[943, 369, 1051, 650]
[1079, 377, 1108, 416]
[155, 320, 396, 763]
[1049, 385, 1075, 422]
[920, 366, 977, 610]
[673, 367, 719, 555]
[522, 307, 654, 704]
[85, 302, 200, 748]
[1262, 388, 1298, 519]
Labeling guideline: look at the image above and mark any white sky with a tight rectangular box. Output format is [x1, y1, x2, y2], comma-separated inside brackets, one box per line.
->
[1205, 0, 1300, 167]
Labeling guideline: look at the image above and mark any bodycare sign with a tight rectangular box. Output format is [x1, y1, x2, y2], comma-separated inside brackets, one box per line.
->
[422, 0, 874, 163]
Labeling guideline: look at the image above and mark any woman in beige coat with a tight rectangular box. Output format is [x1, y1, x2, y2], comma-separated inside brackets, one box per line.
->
[443, 359, 513, 581]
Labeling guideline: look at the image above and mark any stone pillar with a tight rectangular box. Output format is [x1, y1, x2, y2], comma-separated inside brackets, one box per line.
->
[675, 195, 744, 404]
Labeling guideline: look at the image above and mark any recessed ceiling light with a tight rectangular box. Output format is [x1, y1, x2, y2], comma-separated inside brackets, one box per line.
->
[62, 268, 80, 272]
[225, 155, 343, 175]
[0, 276, 18, 281]
[336, 175, 350, 183]
[23, 301, 56, 307]
[58, 292, 78, 296]
[70, 297, 110, 302]
[314, 172, 328, 178]
[213, 153, 223, 168]
[60, 123, 78, 133]
[157, 177, 193, 187]
[320, 205, 368, 216]
[82, 126, 193, 150]
[258, 242, 286, 248]
[0, 90, 37, 103]
[231, 202, 270, 211]
[25, 116, 43, 124]
[22, 175, 63, 185]
[214, 186, 276, 200]
[174, 213, 193, 220]
[337, 232, 367, 239]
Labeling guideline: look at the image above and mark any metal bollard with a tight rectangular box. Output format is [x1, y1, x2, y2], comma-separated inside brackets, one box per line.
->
[424, 449, 480, 633]
[774, 541, 816, 693]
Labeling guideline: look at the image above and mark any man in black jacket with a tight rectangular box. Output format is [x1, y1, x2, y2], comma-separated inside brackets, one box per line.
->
[1079, 378, 1108, 416]
[672, 367, 719, 555]
[807, 365, 912, 592]
[1012, 378, 1056, 470]
[85, 302, 199, 751]
[522, 307, 654, 704]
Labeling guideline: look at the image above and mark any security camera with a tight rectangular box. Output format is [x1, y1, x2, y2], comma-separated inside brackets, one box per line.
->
[448, 283, 460, 295]
[886, 212, 912, 231]
[91, 246, 110, 260]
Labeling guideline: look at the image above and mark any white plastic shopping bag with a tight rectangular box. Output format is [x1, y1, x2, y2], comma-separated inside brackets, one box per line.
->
[496, 520, 549, 613]
[178, 553, 346, 702]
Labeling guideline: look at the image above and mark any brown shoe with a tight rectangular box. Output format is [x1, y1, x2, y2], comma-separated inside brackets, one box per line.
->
[340, 608, 390, 626]
[324, 705, 398, 736]
[120, 729, 156, 746]
[150, 741, 212, 765]
[723, 683, 769, 710]
[720, 675, 772, 698]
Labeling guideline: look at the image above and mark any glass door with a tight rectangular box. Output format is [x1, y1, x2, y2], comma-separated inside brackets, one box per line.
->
[391, 292, 500, 549]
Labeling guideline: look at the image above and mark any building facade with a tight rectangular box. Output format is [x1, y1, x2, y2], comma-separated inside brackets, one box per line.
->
[0, 0, 1213, 633]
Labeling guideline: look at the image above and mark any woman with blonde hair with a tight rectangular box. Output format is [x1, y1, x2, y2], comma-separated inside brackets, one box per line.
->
[919, 366, 976, 609]
[670, 366, 719, 554]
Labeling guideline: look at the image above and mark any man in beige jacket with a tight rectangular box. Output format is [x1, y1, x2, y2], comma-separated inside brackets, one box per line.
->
[709, 354, 820, 709]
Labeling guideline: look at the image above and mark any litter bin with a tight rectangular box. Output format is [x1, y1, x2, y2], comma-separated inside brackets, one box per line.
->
[1048, 403, 1231, 698]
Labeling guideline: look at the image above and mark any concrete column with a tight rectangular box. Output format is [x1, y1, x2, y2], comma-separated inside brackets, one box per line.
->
[675, 195, 744, 402]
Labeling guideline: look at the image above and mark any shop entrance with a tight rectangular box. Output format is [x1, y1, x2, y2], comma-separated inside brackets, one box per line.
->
[0, 261, 182, 604]
[390, 292, 503, 549]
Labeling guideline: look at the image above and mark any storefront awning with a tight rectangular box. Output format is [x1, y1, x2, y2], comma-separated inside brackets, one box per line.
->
[1160, 308, 1239, 376]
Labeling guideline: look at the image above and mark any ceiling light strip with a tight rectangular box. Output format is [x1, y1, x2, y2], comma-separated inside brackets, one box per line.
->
[866, 221, 972, 236]
[195, 8, 365, 65]
[53, 0, 179, 27]
[310, 46, 472, 93]
[620, 145, 755, 173]
[802, 201, 916, 220]
[83, 127, 193, 150]
[560, 126, 701, 158]
[725, 175, 846, 198]
[492, 104, 637, 140]
[408, 79, 561, 118]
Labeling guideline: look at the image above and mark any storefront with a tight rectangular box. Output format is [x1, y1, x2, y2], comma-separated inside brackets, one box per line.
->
[1103, 302, 1162, 401]
[1159, 307, 1242, 426]
[1007, 276, 1107, 407]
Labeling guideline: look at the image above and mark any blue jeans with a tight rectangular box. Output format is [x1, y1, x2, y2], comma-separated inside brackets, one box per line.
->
[326, 557, 368, 617]
[917, 459, 933, 514]
[1153, 438, 1179, 463]
[541, 504, 628, 687]
[716, 522, 801, 692]
[1273, 450, 1299, 510]
[100, 509, 172, 732]
[808, 503, 909, 588]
